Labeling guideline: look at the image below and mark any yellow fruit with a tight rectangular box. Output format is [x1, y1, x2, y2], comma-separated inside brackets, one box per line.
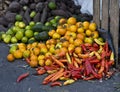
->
[91, 31, 99, 38]
[84, 37, 93, 44]
[85, 29, 92, 36]
[52, 32, 61, 39]
[45, 59, 52, 66]
[77, 27, 84, 33]
[37, 43, 46, 49]
[75, 47, 82, 54]
[7, 54, 15, 62]
[40, 47, 48, 55]
[69, 25, 77, 32]
[56, 28, 66, 36]
[60, 47, 68, 53]
[27, 44, 32, 49]
[38, 59, 45, 66]
[13, 50, 23, 59]
[48, 30, 56, 37]
[38, 55, 45, 61]
[83, 21, 90, 30]
[45, 52, 52, 57]
[89, 22, 97, 31]
[67, 17, 76, 25]
[49, 46, 55, 54]
[69, 37, 74, 44]
[29, 60, 38, 68]
[23, 50, 30, 58]
[31, 42, 38, 48]
[69, 32, 76, 39]
[74, 39, 83, 47]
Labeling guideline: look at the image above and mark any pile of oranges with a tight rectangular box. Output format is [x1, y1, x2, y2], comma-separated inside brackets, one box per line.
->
[7, 17, 102, 68]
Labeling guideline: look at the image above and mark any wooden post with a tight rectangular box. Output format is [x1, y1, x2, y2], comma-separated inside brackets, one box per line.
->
[109, 0, 119, 67]
[93, 0, 119, 67]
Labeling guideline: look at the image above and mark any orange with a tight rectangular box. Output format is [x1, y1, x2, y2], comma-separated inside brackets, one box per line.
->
[37, 42, 46, 49]
[62, 41, 69, 47]
[27, 44, 32, 49]
[49, 39, 56, 44]
[40, 47, 48, 55]
[77, 27, 84, 33]
[64, 35, 70, 41]
[89, 22, 97, 31]
[45, 52, 52, 57]
[33, 47, 40, 56]
[74, 39, 83, 47]
[31, 42, 38, 48]
[48, 29, 56, 37]
[68, 44, 75, 52]
[77, 33, 85, 40]
[69, 37, 74, 44]
[56, 28, 66, 36]
[59, 18, 67, 24]
[7, 54, 15, 62]
[69, 32, 76, 39]
[76, 22, 83, 28]
[29, 60, 38, 68]
[49, 45, 55, 54]
[69, 25, 77, 32]
[67, 17, 77, 25]
[83, 21, 90, 30]
[30, 54, 38, 61]
[13, 50, 23, 59]
[85, 29, 92, 36]
[75, 47, 82, 54]
[60, 47, 68, 53]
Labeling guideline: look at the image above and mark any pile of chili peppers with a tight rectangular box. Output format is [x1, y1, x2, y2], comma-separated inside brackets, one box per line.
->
[17, 41, 115, 87]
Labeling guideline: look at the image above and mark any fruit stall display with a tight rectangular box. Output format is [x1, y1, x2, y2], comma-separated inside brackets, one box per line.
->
[0, 0, 115, 87]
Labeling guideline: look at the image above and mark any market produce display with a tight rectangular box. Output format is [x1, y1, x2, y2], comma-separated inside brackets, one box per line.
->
[0, 0, 115, 87]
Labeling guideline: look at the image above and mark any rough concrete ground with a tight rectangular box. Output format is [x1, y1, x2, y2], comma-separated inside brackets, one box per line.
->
[0, 43, 120, 92]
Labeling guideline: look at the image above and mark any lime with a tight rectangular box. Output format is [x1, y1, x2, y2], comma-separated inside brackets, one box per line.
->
[6, 28, 14, 36]
[45, 22, 52, 27]
[28, 37, 36, 43]
[15, 21, 20, 27]
[18, 22, 26, 28]
[0, 31, 5, 41]
[54, 16, 61, 21]
[3, 35, 12, 44]
[29, 21, 35, 27]
[12, 26, 20, 34]
[30, 11, 36, 18]
[25, 30, 34, 38]
[23, 50, 30, 58]
[25, 25, 32, 30]
[11, 36, 18, 43]
[34, 32, 39, 36]
[50, 19, 57, 24]
[15, 14, 23, 21]
[15, 31, 24, 40]
[48, 1, 57, 10]
[1, 33, 7, 40]
[21, 36, 28, 43]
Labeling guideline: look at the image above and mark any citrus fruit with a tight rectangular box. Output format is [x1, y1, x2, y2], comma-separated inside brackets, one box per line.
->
[38, 59, 45, 66]
[7, 54, 15, 62]
[11, 36, 18, 43]
[25, 30, 34, 38]
[85, 29, 92, 36]
[89, 22, 97, 31]
[23, 50, 30, 58]
[56, 28, 66, 36]
[18, 22, 26, 28]
[13, 50, 23, 59]
[77, 27, 84, 33]
[21, 36, 28, 43]
[45, 59, 52, 66]
[83, 21, 90, 30]
[15, 14, 23, 21]
[75, 47, 82, 54]
[70, 25, 77, 32]
[29, 60, 38, 68]
[67, 17, 77, 25]
[48, 1, 57, 10]
[15, 31, 24, 40]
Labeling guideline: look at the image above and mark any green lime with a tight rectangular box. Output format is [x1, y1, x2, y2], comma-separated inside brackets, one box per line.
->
[45, 22, 52, 26]
[15, 21, 20, 27]
[28, 37, 36, 44]
[1, 33, 7, 40]
[29, 21, 35, 27]
[25, 30, 34, 38]
[0, 31, 5, 41]
[25, 25, 32, 30]
[15, 31, 24, 40]
[34, 32, 39, 36]
[50, 19, 57, 24]
[48, 1, 57, 10]
[21, 36, 28, 43]
[6, 28, 14, 36]
[3, 35, 12, 44]
[23, 50, 30, 58]
[9, 44, 18, 54]
[54, 16, 61, 21]
[30, 11, 36, 18]
[18, 22, 26, 28]
[11, 36, 18, 43]
[15, 14, 23, 21]
[12, 26, 20, 34]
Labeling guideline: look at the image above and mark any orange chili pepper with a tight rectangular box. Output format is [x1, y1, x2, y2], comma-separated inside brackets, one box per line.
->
[98, 59, 105, 74]
[51, 55, 65, 68]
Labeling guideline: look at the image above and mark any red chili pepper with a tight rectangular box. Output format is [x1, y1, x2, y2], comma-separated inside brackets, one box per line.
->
[37, 68, 46, 75]
[63, 70, 71, 78]
[83, 75, 95, 80]
[50, 81, 62, 87]
[105, 60, 109, 73]
[25, 58, 30, 64]
[90, 59, 100, 64]
[17, 72, 29, 83]
[81, 44, 87, 52]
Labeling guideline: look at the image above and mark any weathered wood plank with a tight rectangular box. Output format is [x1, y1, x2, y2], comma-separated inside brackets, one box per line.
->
[109, 0, 119, 67]
[101, 0, 109, 31]
[93, 0, 100, 28]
